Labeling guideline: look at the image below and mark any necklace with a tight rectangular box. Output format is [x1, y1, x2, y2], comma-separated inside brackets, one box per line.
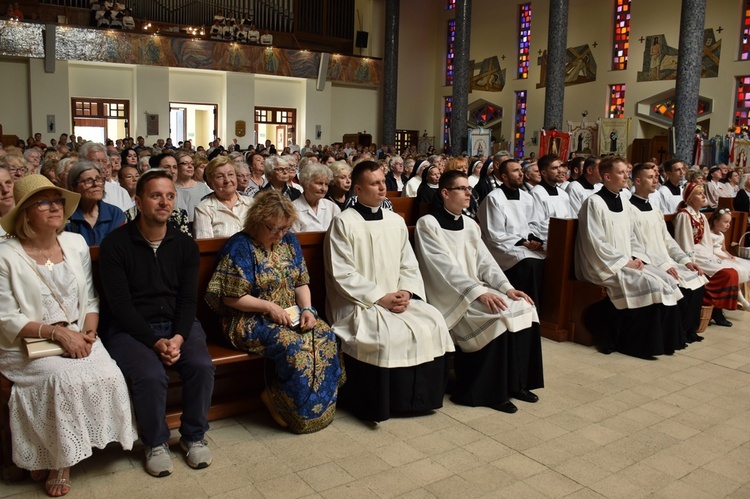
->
[35, 245, 56, 270]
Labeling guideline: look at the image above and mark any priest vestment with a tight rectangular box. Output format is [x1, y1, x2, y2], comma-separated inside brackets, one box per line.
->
[324, 203, 454, 421]
[415, 209, 543, 407]
[529, 180, 574, 243]
[478, 185, 545, 304]
[575, 188, 683, 358]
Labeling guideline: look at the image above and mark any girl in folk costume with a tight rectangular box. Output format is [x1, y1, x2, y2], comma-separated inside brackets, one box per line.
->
[709, 208, 750, 310]
[673, 183, 741, 326]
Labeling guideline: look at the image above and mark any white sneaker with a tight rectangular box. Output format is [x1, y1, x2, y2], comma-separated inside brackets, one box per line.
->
[180, 438, 212, 469]
[145, 443, 173, 477]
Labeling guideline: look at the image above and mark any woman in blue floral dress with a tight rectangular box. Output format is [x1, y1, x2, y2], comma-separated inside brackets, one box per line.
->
[206, 190, 342, 434]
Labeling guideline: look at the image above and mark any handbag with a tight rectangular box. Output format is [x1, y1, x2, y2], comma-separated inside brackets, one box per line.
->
[734, 232, 750, 259]
[22, 338, 65, 359]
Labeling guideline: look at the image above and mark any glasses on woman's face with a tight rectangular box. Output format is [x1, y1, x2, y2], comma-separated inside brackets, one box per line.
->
[178, 160, 194, 167]
[273, 167, 290, 174]
[264, 222, 292, 235]
[33, 198, 66, 211]
[8, 167, 28, 175]
[77, 176, 105, 188]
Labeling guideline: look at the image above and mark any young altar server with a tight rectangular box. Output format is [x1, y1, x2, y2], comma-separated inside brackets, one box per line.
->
[415, 170, 544, 413]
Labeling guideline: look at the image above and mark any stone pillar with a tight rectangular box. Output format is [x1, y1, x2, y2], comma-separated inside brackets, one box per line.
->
[450, 0, 471, 155]
[673, 0, 706, 163]
[382, 0, 399, 146]
[543, 0, 568, 131]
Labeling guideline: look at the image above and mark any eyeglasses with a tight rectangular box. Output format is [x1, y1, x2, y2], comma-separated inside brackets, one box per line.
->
[265, 222, 292, 234]
[445, 186, 473, 193]
[178, 161, 194, 167]
[77, 176, 105, 187]
[273, 168, 290, 173]
[33, 198, 66, 211]
[8, 167, 28, 174]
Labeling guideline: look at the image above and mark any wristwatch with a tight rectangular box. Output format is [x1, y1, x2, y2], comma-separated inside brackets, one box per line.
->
[301, 306, 317, 317]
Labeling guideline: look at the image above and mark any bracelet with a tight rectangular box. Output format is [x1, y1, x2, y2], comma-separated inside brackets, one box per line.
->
[301, 306, 317, 317]
[38, 323, 44, 339]
[50, 325, 59, 342]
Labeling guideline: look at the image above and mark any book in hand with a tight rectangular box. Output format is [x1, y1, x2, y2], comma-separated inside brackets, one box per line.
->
[23, 338, 65, 358]
[285, 305, 301, 327]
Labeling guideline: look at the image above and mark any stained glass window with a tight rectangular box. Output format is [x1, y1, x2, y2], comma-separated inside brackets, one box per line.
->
[736, 76, 750, 127]
[518, 3, 532, 79]
[608, 84, 626, 118]
[446, 0, 456, 9]
[515, 91, 527, 158]
[446, 20, 456, 86]
[612, 0, 631, 70]
[741, 0, 750, 61]
[444, 96, 453, 153]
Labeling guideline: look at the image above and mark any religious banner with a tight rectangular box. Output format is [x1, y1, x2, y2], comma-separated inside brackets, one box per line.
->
[730, 139, 750, 169]
[468, 129, 491, 157]
[567, 120, 599, 156]
[538, 129, 571, 161]
[598, 118, 630, 157]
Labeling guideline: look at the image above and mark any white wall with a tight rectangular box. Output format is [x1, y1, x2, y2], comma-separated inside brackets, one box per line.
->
[330, 84, 381, 143]
[30, 59, 71, 144]
[0, 58, 31, 141]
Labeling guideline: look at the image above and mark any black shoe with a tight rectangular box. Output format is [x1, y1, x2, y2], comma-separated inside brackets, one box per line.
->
[686, 332, 704, 343]
[711, 309, 733, 327]
[512, 389, 539, 403]
[491, 401, 518, 414]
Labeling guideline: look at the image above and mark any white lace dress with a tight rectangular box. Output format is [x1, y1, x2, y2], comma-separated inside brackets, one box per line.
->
[0, 261, 136, 470]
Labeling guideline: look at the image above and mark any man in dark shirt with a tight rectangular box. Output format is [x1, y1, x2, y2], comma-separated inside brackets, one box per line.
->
[100, 169, 214, 478]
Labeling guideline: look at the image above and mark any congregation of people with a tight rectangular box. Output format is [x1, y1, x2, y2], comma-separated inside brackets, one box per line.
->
[2, 130, 749, 496]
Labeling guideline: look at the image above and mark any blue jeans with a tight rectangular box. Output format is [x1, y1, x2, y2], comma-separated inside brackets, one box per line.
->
[105, 320, 215, 447]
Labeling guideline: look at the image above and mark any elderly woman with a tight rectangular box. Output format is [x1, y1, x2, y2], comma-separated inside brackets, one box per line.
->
[118, 166, 140, 203]
[1, 154, 29, 182]
[54, 157, 77, 190]
[65, 161, 125, 246]
[259, 155, 301, 200]
[384, 156, 405, 193]
[174, 151, 212, 224]
[673, 182, 741, 327]
[245, 152, 267, 196]
[194, 156, 253, 239]
[0, 167, 14, 236]
[326, 160, 351, 211]
[291, 163, 341, 233]
[0, 175, 135, 497]
[235, 161, 251, 193]
[206, 190, 342, 433]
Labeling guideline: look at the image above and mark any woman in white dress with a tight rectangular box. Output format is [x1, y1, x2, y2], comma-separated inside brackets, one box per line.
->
[0, 175, 135, 496]
[291, 163, 341, 233]
[194, 156, 253, 239]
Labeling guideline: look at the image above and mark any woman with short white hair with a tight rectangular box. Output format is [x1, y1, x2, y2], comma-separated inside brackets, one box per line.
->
[291, 164, 341, 233]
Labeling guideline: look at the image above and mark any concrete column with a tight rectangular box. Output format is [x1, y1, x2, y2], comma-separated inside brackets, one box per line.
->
[450, 0, 471, 155]
[673, 0, 706, 163]
[382, 0, 399, 146]
[543, 0, 568, 131]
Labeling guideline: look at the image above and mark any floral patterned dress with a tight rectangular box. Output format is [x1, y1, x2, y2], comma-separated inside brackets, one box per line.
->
[206, 231, 342, 433]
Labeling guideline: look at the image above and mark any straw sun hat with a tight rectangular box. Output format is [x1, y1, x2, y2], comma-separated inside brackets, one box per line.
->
[0, 174, 80, 234]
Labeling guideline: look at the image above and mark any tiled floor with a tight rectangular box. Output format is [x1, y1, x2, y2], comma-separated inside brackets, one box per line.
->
[4, 312, 750, 498]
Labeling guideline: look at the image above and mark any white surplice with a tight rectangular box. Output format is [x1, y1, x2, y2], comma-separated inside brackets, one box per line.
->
[565, 180, 601, 216]
[629, 202, 708, 290]
[657, 183, 683, 215]
[324, 208, 454, 368]
[415, 213, 538, 353]
[478, 187, 544, 271]
[575, 192, 683, 309]
[529, 182, 574, 242]
[291, 196, 341, 233]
